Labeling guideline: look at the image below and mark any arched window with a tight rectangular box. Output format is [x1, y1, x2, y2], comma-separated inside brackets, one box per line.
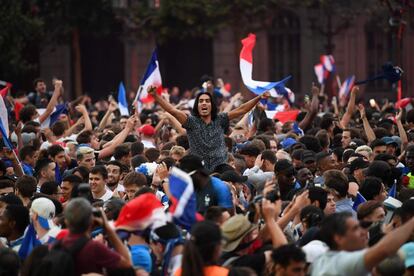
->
[365, 23, 394, 92]
[268, 11, 301, 93]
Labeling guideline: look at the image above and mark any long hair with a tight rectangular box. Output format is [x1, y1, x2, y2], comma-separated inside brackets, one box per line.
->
[192, 92, 218, 121]
[181, 221, 222, 276]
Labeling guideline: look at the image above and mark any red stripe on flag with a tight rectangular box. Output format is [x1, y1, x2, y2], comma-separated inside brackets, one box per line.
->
[240, 33, 255, 63]
[273, 110, 300, 124]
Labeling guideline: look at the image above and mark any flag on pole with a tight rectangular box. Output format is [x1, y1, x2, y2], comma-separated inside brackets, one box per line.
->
[39, 104, 68, 129]
[168, 167, 201, 230]
[314, 63, 326, 85]
[339, 75, 355, 100]
[0, 95, 13, 149]
[320, 55, 336, 72]
[353, 192, 367, 211]
[134, 50, 163, 107]
[240, 33, 292, 95]
[388, 182, 397, 198]
[118, 82, 129, 116]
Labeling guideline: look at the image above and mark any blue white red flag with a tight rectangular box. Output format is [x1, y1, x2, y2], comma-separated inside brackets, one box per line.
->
[0, 95, 13, 149]
[39, 104, 68, 129]
[314, 63, 327, 85]
[339, 75, 355, 100]
[134, 50, 163, 108]
[118, 82, 129, 116]
[353, 192, 367, 211]
[240, 33, 291, 95]
[168, 167, 199, 230]
[18, 223, 41, 259]
[320, 55, 335, 72]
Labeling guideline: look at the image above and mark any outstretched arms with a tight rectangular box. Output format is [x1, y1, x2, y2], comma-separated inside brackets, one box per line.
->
[228, 92, 269, 121]
[149, 86, 187, 125]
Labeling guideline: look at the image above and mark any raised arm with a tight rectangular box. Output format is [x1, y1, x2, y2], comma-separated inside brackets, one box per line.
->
[298, 84, 320, 130]
[98, 101, 117, 131]
[75, 104, 92, 131]
[396, 108, 408, 151]
[228, 92, 267, 121]
[340, 86, 358, 129]
[364, 217, 414, 271]
[98, 115, 138, 159]
[358, 104, 376, 143]
[149, 86, 187, 125]
[38, 80, 62, 124]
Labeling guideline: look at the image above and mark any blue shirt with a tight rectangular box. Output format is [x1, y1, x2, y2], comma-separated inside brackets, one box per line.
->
[336, 198, 357, 218]
[195, 177, 233, 213]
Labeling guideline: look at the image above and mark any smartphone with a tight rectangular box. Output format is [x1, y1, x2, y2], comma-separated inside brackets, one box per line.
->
[369, 99, 376, 108]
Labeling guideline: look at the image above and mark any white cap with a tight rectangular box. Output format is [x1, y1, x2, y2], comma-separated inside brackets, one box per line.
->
[31, 197, 56, 230]
[302, 240, 329, 263]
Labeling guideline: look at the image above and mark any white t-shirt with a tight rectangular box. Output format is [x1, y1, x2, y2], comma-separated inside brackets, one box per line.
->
[141, 140, 155, 148]
[310, 249, 369, 276]
[98, 189, 113, 202]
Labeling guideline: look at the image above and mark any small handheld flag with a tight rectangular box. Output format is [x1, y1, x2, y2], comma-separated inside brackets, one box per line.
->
[134, 49, 163, 108]
[240, 33, 292, 95]
[118, 82, 129, 116]
[388, 181, 397, 198]
[339, 75, 355, 101]
[353, 192, 367, 211]
[168, 167, 199, 230]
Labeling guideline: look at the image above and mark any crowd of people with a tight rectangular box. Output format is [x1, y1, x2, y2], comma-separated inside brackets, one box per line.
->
[1, 75, 414, 276]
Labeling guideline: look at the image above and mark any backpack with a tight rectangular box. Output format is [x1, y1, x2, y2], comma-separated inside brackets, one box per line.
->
[32, 236, 89, 276]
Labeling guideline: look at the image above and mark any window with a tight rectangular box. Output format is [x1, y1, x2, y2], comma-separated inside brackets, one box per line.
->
[268, 11, 301, 93]
[365, 25, 394, 92]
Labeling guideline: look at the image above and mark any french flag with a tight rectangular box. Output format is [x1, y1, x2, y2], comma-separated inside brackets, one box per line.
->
[168, 167, 202, 230]
[240, 33, 291, 95]
[339, 75, 355, 100]
[0, 94, 13, 149]
[39, 104, 68, 129]
[134, 50, 163, 107]
[388, 182, 397, 198]
[320, 55, 335, 72]
[353, 192, 367, 211]
[118, 82, 129, 116]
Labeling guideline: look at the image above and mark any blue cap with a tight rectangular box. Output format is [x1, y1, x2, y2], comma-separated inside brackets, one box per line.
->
[281, 138, 297, 150]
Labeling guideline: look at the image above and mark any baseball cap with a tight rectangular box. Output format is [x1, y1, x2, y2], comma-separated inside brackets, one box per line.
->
[31, 197, 56, 230]
[220, 170, 248, 183]
[221, 214, 257, 252]
[400, 242, 414, 268]
[178, 154, 210, 176]
[139, 124, 155, 136]
[302, 150, 316, 164]
[281, 138, 297, 150]
[349, 157, 369, 173]
[302, 240, 329, 263]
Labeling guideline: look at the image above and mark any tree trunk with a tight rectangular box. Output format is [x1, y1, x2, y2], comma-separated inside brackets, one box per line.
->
[72, 28, 82, 98]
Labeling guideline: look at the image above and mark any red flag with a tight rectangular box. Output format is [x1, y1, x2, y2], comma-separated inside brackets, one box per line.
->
[273, 110, 300, 124]
[14, 101, 23, 120]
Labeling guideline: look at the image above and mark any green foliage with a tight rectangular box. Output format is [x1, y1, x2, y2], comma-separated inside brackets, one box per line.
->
[0, 0, 43, 81]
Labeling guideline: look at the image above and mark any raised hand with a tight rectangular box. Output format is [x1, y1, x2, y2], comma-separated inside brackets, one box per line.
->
[358, 104, 366, 119]
[147, 86, 157, 96]
[396, 108, 403, 121]
[75, 104, 88, 114]
[311, 83, 319, 96]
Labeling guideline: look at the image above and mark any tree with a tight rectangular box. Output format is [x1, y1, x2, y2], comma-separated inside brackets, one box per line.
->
[0, 0, 43, 88]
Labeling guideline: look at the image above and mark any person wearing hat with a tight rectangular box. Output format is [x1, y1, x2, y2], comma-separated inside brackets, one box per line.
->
[219, 200, 287, 275]
[148, 85, 270, 171]
[178, 155, 233, 214]
[220, 170, 249, 210]
[139, 124, 156, 149]
[274, 160, 298, 200]
[150, 223, 184, 276]
[302, 150, 317, 175]
[349, 157, 369, 186]
[30, 197, 61, 244]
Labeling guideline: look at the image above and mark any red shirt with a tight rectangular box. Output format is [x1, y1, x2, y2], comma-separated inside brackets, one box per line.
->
[62, 233, 121, 276]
